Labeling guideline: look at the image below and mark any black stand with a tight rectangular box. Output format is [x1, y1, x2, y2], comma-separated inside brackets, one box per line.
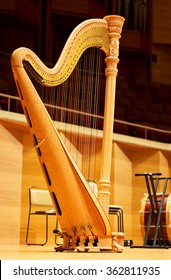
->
[131, 172, 171, 249]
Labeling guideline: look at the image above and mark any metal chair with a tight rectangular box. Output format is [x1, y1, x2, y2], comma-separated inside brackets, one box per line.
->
[109, 205, 124, 233]
[88, 181, 124, 233]
[26, 186, 58, 245]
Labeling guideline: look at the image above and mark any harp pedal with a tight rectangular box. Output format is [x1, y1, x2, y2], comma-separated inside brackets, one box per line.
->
[75, 236, 80, 246]
[87, 224, 94, 234]
[53, 229, 64, 236]
[80, 226, 89, 246]
[54, 230, 75, 251]
[84, 236, 90, 246]
[92, 235, 99, 246]
[87, 224, 98, 246]
[72, 227, 80, 246]
[53, 229, 70, 239]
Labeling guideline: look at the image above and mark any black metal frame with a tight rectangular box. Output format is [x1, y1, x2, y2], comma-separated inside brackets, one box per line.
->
[109, 205, 124, 232]
[131, 172, 171, 249]
[26, 187, 58, 246]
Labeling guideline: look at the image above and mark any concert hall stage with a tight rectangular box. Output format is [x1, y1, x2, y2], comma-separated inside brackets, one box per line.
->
[1, 244, 171, 260]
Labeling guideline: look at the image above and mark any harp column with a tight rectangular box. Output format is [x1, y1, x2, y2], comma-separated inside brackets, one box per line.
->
[98, 15, 124, 216]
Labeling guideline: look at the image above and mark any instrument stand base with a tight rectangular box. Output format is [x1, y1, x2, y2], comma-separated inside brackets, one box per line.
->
[135, 173, 171, 249]
[130, 244, 170, 249]
[54, 245, 123, 253]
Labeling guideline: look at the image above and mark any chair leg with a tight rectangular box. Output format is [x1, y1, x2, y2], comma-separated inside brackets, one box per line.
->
[26, 211, 31, 245]
[45, 213, 48, 245]
[26, 213, 48, 245]
[54, 218, 59, 245]
[116, 212, 120, 232]
[109, 207, 124, 233]
[117, 209, 124, 232]
[120, 208, 124, 232]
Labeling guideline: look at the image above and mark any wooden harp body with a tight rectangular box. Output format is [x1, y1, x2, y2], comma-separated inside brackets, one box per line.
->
[11, 15, 124, 252]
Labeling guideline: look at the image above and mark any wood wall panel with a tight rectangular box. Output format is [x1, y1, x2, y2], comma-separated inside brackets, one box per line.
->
[20, 132, 54, 244]
[151, 1, 171, 85]
[50, 0, 108, 18]
[0, 124, 22, 244]
[1, 114, 171, 246]
[151, 45, 171, 85]
[153, 0, 171, 44]
[112, 143, 132, 240]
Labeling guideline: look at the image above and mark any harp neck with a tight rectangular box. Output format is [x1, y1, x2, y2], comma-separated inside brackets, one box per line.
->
[12, 18, 110, 86]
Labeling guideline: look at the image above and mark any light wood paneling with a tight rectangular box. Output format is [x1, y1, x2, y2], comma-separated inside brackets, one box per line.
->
[1, 112, 171, 247]
[153, 0, 171, 44]
[112, 143, 132, 240]
[0, 123, 22, 244]
[20, 132, 52, 244]
[152, 1, 171, 85]
[151, 45, 171, 85]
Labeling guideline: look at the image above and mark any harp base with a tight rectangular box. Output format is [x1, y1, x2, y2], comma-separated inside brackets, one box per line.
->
[54, 245, 123, 253]
[54, 232, 124, 253]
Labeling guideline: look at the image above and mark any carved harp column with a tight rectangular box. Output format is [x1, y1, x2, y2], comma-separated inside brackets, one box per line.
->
[98, 16, 124, 215]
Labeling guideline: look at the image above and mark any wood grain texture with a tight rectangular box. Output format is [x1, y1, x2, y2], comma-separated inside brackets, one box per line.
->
[0, 123, 22, 244]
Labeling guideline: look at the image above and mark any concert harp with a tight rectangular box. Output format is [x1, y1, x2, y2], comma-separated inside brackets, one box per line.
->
[11, 15, 125, 252]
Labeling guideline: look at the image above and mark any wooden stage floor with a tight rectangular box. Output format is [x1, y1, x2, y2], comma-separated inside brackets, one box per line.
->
[1, 244, 171, 260]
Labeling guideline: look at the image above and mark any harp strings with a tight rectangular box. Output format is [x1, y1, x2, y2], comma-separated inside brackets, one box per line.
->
[81, 48, 102, 180]
[34, 48, 104, 181]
